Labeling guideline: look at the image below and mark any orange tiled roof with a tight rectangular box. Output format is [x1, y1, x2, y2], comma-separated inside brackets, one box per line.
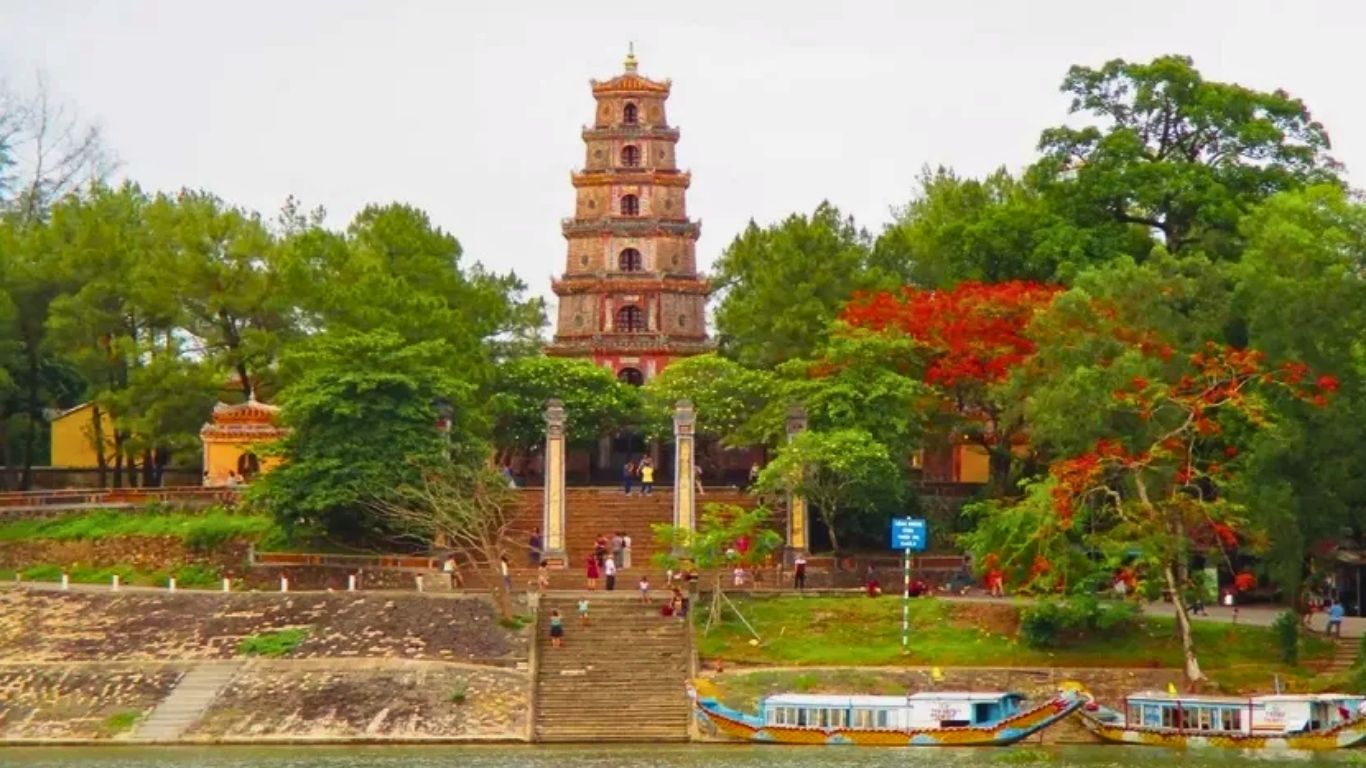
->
[591, 73, 671, 95]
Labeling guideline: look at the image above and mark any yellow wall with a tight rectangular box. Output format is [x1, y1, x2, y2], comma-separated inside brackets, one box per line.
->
[958, 444, 991, 485]
[204, 441, 281, 486]
[49, 404, 115, 468]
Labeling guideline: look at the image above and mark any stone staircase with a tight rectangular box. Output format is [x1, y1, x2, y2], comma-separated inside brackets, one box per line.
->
[132, 661, 242, 740]
[1324, 635, 1361, 674]
[532, 593, 693, 742]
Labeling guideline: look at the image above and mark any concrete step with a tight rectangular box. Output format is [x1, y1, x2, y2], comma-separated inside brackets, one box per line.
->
[132, 662, 242, 740]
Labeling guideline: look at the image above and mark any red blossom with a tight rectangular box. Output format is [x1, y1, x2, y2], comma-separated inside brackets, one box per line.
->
[1318, 374, 1340, 393]
[1234, 572, 1256, 592]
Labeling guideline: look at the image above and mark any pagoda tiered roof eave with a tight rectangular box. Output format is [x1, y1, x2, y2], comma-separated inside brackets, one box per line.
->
[571, 170, 690, 188]
[551, 274, 712, 297]
[582, 125, 680, 142]
[590, 73, 671, 95]
[546, 334, 716, 357]
[561, 218, 701, 239]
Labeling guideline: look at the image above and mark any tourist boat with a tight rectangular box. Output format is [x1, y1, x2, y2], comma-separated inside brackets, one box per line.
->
[691, 688, 1084, 746]
[1077, 690, 1366, 750]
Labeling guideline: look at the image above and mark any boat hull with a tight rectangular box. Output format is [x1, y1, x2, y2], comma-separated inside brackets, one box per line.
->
[693, 693, 1083, 747]
[1077, 710, 1366, 751]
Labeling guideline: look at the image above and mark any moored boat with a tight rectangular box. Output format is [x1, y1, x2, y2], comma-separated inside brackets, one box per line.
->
[1077, 690, 1366, 750]
[691, 688, 1084, 746]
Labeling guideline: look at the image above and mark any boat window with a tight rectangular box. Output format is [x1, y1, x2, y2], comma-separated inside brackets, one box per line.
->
[852, 709, 870, 728]
[1198, 708, 1213, 730]
[876, 710, 889, 728]
[1220, 708, 1241, 731]
[796, 708, 807, 727]
[1161, 706, 1176, 728]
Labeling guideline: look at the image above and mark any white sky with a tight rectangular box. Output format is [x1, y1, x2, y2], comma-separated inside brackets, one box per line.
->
[3, 0, 1364, 312]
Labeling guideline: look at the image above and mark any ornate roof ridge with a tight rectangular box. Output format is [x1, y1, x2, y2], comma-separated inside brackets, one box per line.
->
[591, 73, 671, 95]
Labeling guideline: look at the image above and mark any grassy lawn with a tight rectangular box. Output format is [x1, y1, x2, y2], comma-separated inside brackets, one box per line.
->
[0, 507, 280, 549]
[697, 595, 1332, 673]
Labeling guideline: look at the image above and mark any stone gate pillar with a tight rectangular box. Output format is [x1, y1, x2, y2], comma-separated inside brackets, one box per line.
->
[785, 403, 809, 557]
[672, 399, 697, 536]
[542, 399, 568, 566]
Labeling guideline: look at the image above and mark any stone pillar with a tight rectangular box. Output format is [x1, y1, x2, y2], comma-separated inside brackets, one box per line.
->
[672, 399, 697, 536]
[542, 399, 568, 566]
[785, 403, 809, 557]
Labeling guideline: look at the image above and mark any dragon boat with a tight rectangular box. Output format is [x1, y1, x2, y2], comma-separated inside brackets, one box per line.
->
[1077, 690, 1366, 750]
[692, 688, 1083, 746]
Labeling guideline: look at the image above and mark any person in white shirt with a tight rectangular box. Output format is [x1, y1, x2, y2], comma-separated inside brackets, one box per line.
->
[604, 556, 618, 591]
[622, 534, 633, 569]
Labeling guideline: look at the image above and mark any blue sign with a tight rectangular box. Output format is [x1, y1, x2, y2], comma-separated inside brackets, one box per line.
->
[891, 518, 927, 551]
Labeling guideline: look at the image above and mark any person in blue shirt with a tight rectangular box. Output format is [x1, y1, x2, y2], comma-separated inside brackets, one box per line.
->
[1327, 599, 1345, 637]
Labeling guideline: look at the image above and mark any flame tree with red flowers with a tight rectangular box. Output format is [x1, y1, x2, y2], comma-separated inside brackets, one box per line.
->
[1038, 342, 1337, 687]
[841, 281, 1062, 491]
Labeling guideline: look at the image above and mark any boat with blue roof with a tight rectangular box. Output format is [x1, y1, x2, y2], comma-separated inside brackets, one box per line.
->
[691, 688, 1084, 746]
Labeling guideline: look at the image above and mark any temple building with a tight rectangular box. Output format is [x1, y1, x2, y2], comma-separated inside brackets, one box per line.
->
[546, 47, 713, 384]
[199, 397, 287, 486]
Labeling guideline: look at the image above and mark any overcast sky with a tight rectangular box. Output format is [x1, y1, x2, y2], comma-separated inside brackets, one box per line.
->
[3, 1, 1364, 311]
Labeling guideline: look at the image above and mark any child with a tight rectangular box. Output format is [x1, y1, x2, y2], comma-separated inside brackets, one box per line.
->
[639, 575, 651, 603]
[640, 458, 655, 495]
[537, 560, 550, 592]
[549, 609, 564, 648]
[577, 597, 590, 627]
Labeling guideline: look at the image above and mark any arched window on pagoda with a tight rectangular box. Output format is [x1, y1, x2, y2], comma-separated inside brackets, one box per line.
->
[621, 145, 640, 167]
[617, 367, 645, 386]
[618, 248, 642, 272]
[623, 103, 638, 125]
[620, 194, 639, 216]
[615, 305, 646, 333]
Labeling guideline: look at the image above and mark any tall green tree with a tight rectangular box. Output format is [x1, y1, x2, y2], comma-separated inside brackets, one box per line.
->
[252, 329, 476, 539]
[755, 428, 905, 553]
[148, 190, 295, 400]
[712, 202, 892, 369]
[640, 353, 775, 444]
[1035, 54, 1340, 261]
[488, 355, 639, 460]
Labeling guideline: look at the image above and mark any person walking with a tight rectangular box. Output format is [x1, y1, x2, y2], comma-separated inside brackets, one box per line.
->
[748, 461, 761, 488]
[639, 575, 651, 603]
[537, 560, 551, 593]
[585, 554, 600, 590]
[622, 533, 633, 570]
[640, 458, 655, 495]
[499, 555, 512, 594]
[549, 609, 564, 648]
[793, 553, 808, 592]
[694, 463, 706, 496]
[611, 532, 624, 569]
[622, 459, 636, 496]
[577, 597, 590, 627]
[528, 527, 543, 567]
[604, 555, 618, 591]
[1328, 599, 1346, 637]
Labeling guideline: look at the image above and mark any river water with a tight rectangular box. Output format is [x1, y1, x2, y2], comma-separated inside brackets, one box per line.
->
[2, 745, 1361, 767]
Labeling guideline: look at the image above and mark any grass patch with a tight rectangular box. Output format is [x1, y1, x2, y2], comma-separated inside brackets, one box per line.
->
[101, 710, 141, 735]
[449, 680, 469, 704]
[0, 506, 278, 547]
[499, 614, 533, 631]
[697, 595, 1331, 678]
[237, 628, 310, 657]
[12, 562, 224, 589]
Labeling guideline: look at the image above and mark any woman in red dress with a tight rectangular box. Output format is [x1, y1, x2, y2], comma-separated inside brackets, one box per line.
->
[586, 554, 600, 590]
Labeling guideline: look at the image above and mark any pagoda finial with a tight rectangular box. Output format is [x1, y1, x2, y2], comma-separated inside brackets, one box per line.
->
[624, 42, 638, 73]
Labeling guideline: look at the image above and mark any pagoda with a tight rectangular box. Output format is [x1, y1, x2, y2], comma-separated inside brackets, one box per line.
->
[546, 47, 713, 384]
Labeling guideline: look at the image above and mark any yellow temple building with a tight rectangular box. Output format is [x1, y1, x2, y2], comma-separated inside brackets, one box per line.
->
[200, 397, 287, 486]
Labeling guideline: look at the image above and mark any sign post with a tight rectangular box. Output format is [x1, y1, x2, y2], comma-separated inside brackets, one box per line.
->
[891, 517, 927, 655]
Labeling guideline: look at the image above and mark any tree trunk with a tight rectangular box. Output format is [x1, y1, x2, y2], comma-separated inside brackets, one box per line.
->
[987, 445, 1012, 495]
[820, 505, 840, 554]
[20, 348, 42, 490]
[1164, 563, 1204, 689]
[235, 362, 253, 400]
[91, 404, 109, 489]
[483, 543, 512, 620]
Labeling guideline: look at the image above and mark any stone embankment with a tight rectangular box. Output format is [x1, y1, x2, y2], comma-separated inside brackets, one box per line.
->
[0, 587, 530, 743]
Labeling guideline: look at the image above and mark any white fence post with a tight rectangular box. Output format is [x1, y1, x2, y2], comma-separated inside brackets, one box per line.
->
[222, 577, 231, 592]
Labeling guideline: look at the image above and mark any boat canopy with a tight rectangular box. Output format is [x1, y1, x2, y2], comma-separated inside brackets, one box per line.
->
[764, 692, 1022, 708]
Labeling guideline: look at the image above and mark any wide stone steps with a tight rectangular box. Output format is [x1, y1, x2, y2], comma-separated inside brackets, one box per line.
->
[532, 595, 692, 743]
[132, 661, 242, 740]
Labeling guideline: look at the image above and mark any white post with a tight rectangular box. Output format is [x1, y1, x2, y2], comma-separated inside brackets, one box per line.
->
[348, 574, 357, 592]
[61, 572, 70, 591]
[222, 577, 231, 592]
[280, 575, 289, 593]
[111, 574, 120, 592]
[416, 575, 424, 592]
[168, 577, 177, 593]
[902, 547, 911, 655]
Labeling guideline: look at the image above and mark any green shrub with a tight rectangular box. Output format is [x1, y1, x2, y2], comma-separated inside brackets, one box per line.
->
[1272, 610, 1299, 665]
[102, 710, 141, 735]
[449, 680, 468, 704]
[238, 628, 310, 657]
[174, 564, 221, 589]
[0, 506, 278, 547]
[21, 564, 63, 581]
[1019, 596, 1140, 649]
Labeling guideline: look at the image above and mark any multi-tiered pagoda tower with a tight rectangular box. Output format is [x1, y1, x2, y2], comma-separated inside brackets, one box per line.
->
[546, 48, 712, 384]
